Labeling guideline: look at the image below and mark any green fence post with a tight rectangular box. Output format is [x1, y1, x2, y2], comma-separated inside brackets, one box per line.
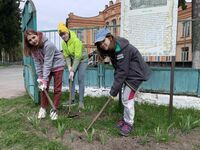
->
[197, 70, 200, 96]
[98, 64, 104, 88]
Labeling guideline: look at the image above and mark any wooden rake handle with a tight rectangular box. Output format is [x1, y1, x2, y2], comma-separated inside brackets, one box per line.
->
[86, 97, 112, 131]
[44, 89, 56, 110]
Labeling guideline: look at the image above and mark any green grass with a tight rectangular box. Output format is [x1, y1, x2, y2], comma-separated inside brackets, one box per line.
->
[0, 95, 69, 150]
[1, 94, 200, 149]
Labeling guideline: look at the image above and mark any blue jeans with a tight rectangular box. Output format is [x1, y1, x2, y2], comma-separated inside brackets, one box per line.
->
[71, 62, 87, 103]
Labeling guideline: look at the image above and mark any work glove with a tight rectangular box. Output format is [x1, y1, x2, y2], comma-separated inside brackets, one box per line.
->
[37, 78, 47, 91]
[109, 93, 116, 100]
[69, 71, 74, 81]
[109, 90, 119, 100]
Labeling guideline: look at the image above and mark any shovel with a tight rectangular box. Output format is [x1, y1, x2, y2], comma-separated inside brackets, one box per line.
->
[66, 79, 79, 118]
[86, 96, 112, 131]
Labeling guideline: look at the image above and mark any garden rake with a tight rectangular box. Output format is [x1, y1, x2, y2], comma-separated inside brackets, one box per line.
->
[37, 80, 56, 111]
[86, 96, 113, 131]
[43, 89, 56, 111]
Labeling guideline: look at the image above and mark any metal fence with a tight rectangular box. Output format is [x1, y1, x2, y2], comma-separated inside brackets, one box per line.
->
[41, 25, 200, 97]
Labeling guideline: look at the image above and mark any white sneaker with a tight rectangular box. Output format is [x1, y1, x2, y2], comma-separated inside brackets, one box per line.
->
[78, 102, 85, 109]
[38, 107, 46, 119]
[50, 109, 58, 120]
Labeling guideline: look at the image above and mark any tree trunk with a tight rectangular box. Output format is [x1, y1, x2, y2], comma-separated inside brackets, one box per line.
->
[192, 0, 200, 68]
[1, 48, 5, 64]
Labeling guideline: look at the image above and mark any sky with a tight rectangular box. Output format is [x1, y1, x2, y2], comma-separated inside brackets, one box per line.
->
[20, 0, 115, 30]
[20, 0, 192, 31]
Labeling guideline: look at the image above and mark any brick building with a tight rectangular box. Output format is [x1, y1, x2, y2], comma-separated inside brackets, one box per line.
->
[66, 1, 192, 66]
[176, 3, 192, 63]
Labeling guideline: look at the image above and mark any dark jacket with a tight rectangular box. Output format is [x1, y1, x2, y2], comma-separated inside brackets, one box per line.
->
[108, 37, 151, 96]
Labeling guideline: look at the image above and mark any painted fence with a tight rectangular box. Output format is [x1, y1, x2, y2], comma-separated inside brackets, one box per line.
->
[63, 65, 200, 97]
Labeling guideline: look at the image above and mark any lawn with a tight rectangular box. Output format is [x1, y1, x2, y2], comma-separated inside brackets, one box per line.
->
[1, 93, 200, 150]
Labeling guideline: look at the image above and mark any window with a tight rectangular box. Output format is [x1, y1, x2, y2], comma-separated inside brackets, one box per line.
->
[112, 19, 117, 36]
[181, 47, 189, 61]
[77, 30, 84, 42]
[155, 56, 160, 61]
[166, 56, 172, 62]
[106, 22, 109, 26]
[93, 29, 98, 43]
[143, 56, 149, 62]
[182, 21, 190, 37]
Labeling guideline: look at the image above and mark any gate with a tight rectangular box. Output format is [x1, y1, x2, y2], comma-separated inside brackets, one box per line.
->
[21, 0, 39, 103]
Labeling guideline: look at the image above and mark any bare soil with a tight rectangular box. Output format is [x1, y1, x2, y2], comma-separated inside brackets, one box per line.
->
[39, 121, 200, 150]
[68, 128, 200, 150]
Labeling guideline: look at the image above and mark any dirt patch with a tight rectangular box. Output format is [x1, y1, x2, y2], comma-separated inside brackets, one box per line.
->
[26, 107, 200, 150]
[36, 120, 200, 150]
[67, 128, 200, 150]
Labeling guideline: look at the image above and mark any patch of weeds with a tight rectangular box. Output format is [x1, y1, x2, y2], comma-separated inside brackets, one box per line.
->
[154, 123, 175, 143]
[40, 142, 68, 150]
[27, 115, 40, 129]
[139, 133, 149, 145]
[84, 128, 95, 143]
[19, 111, 30, 117]
[193, 144, 200, 150]
[99, 131, 109, 145]
[154, 127, 165, 143]
[57, 122, 66, 139]
[69, 132, 76, 143]
[179, 115, 200, 134]
[107, 104, 116, 116]
[85, 105, 96, 112]
[40, 127, 48, 135]
[137, 129, 150, 145]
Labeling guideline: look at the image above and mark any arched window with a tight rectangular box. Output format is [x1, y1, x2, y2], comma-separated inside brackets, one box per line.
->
[106, 22, 109, 26]
[112, 19, 117, 36]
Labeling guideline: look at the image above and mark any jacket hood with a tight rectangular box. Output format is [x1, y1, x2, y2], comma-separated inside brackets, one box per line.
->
[42, 35, 48, 43]
[116, 37, 129, 50]
[68, 30, 78, 44]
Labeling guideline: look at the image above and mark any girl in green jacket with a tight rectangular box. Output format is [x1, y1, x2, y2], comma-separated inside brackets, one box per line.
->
[58, 22, 88, 109]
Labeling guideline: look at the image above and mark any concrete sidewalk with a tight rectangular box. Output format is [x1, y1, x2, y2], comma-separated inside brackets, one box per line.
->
[0, 65, 25, 99]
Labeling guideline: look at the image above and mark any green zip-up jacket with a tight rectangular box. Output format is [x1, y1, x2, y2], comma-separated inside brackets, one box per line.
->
[61, 30, 88, 71]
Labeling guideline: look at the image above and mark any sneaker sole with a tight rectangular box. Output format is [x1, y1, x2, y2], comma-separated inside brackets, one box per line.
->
[116, 125, 123, 129]
[119, 131, 129, 137]
[38, 116, 46, 119]
[51, 117, 58, 120]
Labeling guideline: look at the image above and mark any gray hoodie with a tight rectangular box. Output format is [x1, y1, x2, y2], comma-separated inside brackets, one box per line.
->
[32, 36, 65, 81]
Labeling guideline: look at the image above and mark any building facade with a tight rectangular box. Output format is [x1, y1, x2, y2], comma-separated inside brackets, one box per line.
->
[176, 3, 192, 64]
[66, 1, 192, 66]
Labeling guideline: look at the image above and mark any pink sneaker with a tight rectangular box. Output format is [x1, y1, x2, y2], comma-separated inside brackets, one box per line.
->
[116, 119, 125, 128]
[120, 122, 132, 136]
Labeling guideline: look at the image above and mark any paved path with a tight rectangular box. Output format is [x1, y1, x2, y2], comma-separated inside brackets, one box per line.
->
[0, 65, 25, 99]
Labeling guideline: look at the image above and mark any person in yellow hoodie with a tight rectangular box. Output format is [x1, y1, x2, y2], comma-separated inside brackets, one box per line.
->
[58, 22, 88, 109]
